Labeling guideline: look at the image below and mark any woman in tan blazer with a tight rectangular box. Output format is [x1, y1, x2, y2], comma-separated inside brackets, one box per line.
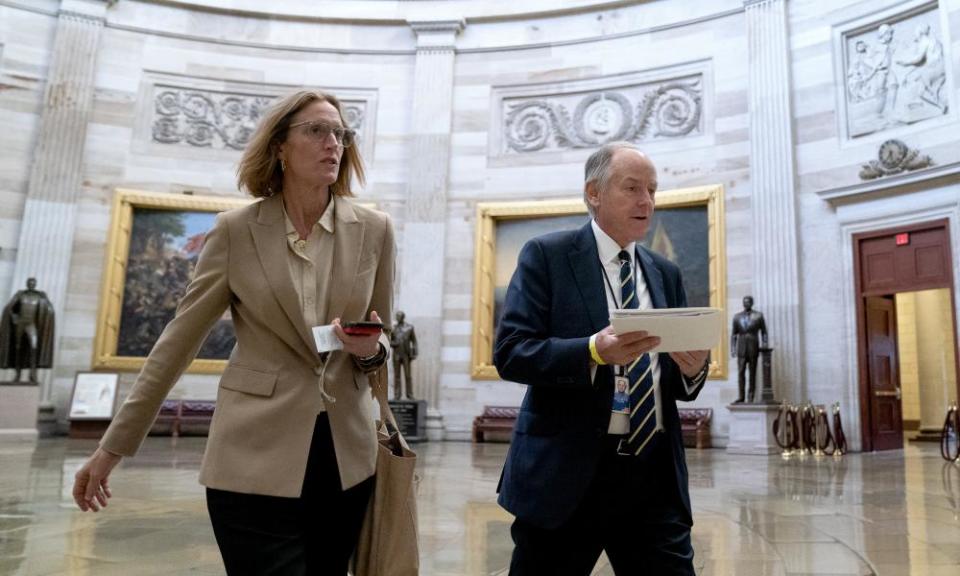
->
[72, 90, 395, 575]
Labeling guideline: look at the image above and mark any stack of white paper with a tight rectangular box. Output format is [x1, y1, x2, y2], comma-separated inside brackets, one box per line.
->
[609, 307, 722, 353]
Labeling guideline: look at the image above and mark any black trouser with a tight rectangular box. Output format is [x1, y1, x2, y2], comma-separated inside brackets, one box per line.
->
[206, 413, 373, 576]
[508, 437, 694, 576]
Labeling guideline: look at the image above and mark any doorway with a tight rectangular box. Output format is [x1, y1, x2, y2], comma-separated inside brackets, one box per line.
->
[895, 289, 959, 441]
[854, 219, 960, 451]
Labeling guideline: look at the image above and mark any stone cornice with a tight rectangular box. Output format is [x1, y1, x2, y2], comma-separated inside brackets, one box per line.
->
[0, 0, 744, 56]
[816, 161, 960, 205]
[118, 0, 654, 25]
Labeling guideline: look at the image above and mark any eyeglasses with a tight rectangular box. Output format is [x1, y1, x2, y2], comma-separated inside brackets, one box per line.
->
[288, 120, 356, 147]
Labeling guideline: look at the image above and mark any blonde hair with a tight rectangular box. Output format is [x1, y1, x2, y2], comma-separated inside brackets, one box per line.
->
[237, 90, 365, 198]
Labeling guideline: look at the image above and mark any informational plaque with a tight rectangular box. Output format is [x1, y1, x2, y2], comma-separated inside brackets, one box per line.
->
[387, 399, 427, 442]
[69, 372, 119, 420]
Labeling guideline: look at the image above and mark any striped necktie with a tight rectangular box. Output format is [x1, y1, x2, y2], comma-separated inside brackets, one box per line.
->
[617, 249, 659, 457]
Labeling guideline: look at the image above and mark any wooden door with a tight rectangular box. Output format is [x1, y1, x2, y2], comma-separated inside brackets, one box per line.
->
[855, 220, 956, 451]
[865, 296, 903, 451]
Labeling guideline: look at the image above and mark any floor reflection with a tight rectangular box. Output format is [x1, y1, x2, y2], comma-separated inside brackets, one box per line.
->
[0, 437, 958, 575]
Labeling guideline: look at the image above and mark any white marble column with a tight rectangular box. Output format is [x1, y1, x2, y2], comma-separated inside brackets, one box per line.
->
[10, 0, 107, 408]
[744, 0, 804, 401]
[397, 20, 463, 436]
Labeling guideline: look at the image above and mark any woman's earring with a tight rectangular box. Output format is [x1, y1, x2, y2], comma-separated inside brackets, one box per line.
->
[280, 158, 286, 172]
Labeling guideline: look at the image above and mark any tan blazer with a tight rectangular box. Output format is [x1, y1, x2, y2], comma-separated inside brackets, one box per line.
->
[99, 194, 395, 496]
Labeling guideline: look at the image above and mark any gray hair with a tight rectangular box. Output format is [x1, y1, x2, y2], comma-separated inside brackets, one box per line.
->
[583, 141, 641, 216]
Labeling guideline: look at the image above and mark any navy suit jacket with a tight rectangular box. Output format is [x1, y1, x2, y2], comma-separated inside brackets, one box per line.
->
[494, 221, 704, 530]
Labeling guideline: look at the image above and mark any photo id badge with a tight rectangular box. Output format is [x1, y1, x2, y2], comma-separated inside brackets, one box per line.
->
[612, 375, 630, 414]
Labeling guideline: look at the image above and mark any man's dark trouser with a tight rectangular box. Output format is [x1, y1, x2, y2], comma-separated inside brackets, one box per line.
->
[508, 437, 694, 576]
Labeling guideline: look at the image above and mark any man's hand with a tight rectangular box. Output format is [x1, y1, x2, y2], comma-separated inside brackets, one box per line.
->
[333, 311, 383, 358]
[669, 350, 710, 378]
[594, 325, 660, 366]
[73, 448, 121, 512]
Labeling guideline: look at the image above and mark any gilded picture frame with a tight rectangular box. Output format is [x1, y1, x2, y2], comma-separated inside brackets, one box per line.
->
[92, 189, 253, 374]
[471, 184, 727, 380]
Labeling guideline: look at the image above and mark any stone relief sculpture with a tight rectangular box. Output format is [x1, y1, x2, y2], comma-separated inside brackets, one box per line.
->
[502, 76, 702, 153]
[151, 88, 366, 150]
[897, 24, 947, 113]
[859, 138, 932, 180]
[844, 11, 949, 138]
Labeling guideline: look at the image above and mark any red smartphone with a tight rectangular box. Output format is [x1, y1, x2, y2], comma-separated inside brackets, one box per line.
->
[342, 321, 383, 336]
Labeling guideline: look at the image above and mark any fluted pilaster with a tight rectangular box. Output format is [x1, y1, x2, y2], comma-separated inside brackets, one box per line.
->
[397, 20, 463, 409]
[744, 0, 804, 400]
[11, 0, 107, 404]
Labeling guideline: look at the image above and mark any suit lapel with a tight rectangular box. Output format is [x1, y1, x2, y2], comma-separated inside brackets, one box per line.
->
[325, 197, 364, 324]
[636, 245, 667, 310]
[567, 222, 608, 333]
[248, 195, 319, 362]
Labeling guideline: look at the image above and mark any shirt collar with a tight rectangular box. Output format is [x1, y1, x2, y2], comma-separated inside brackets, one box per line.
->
[283, 195, 336, 238]
[591, 219, 636, 265]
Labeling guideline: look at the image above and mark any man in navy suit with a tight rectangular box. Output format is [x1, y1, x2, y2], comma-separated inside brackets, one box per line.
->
[494, 142, 710, 575]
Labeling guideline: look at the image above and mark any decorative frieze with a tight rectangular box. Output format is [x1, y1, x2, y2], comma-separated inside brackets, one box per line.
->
[137, 74, 377, 160]
[499, 75, 703, 154]
[835, 2, 952, 140]
[150, 87, 368, 150]
[859, 139, 933, 179]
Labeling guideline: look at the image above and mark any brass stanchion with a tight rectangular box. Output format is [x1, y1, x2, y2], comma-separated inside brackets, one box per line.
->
[832, 403, 846, 457]
[774, 401, 792, 458]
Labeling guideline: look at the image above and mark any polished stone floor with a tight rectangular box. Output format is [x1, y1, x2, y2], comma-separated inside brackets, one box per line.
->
[1, 437, 959, 575]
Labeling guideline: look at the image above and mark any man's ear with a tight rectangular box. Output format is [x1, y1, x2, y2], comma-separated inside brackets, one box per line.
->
[585, 181, 601, 211]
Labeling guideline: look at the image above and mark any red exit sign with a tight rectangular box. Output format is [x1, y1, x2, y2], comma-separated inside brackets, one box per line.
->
[895, 233, 910, 246]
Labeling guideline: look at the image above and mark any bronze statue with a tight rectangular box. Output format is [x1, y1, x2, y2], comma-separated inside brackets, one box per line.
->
[730, 295, 767, 403]
[1, 278, 56, 383]
[389, 311, 417, 400]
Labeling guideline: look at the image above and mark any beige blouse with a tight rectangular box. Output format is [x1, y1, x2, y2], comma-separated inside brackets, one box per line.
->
[283, 196, 336, 411]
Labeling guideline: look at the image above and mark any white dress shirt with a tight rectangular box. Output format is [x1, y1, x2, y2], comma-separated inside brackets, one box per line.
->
[590, 220, 702, 435]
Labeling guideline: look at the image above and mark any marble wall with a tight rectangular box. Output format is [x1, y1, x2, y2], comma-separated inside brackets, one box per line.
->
[1, 0, 958, 450]
[790, 0, 960, 450]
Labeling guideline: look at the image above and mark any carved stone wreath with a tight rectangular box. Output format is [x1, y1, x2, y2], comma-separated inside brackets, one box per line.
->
[151, 88, 366, 151]
[503, 79, 702, 153]
[859, 139, 933, 180]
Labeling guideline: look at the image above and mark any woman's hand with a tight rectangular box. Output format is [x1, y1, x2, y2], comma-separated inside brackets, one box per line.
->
[333, 310, 383, 358]
[72, 447, 121, 512]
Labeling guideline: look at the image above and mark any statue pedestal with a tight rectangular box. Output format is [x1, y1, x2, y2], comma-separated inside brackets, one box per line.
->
[726, 403, 780, 455]
[426, 408, 445, 442]
[387, 399, 427, 442]
[0, 383, 40, 441]
[758, 347, 776, 403]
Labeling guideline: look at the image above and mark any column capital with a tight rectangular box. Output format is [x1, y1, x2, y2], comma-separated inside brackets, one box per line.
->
[59, 0, 112, 21]
[743, 0, 787, 8]
[407, 19, 465, 51]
